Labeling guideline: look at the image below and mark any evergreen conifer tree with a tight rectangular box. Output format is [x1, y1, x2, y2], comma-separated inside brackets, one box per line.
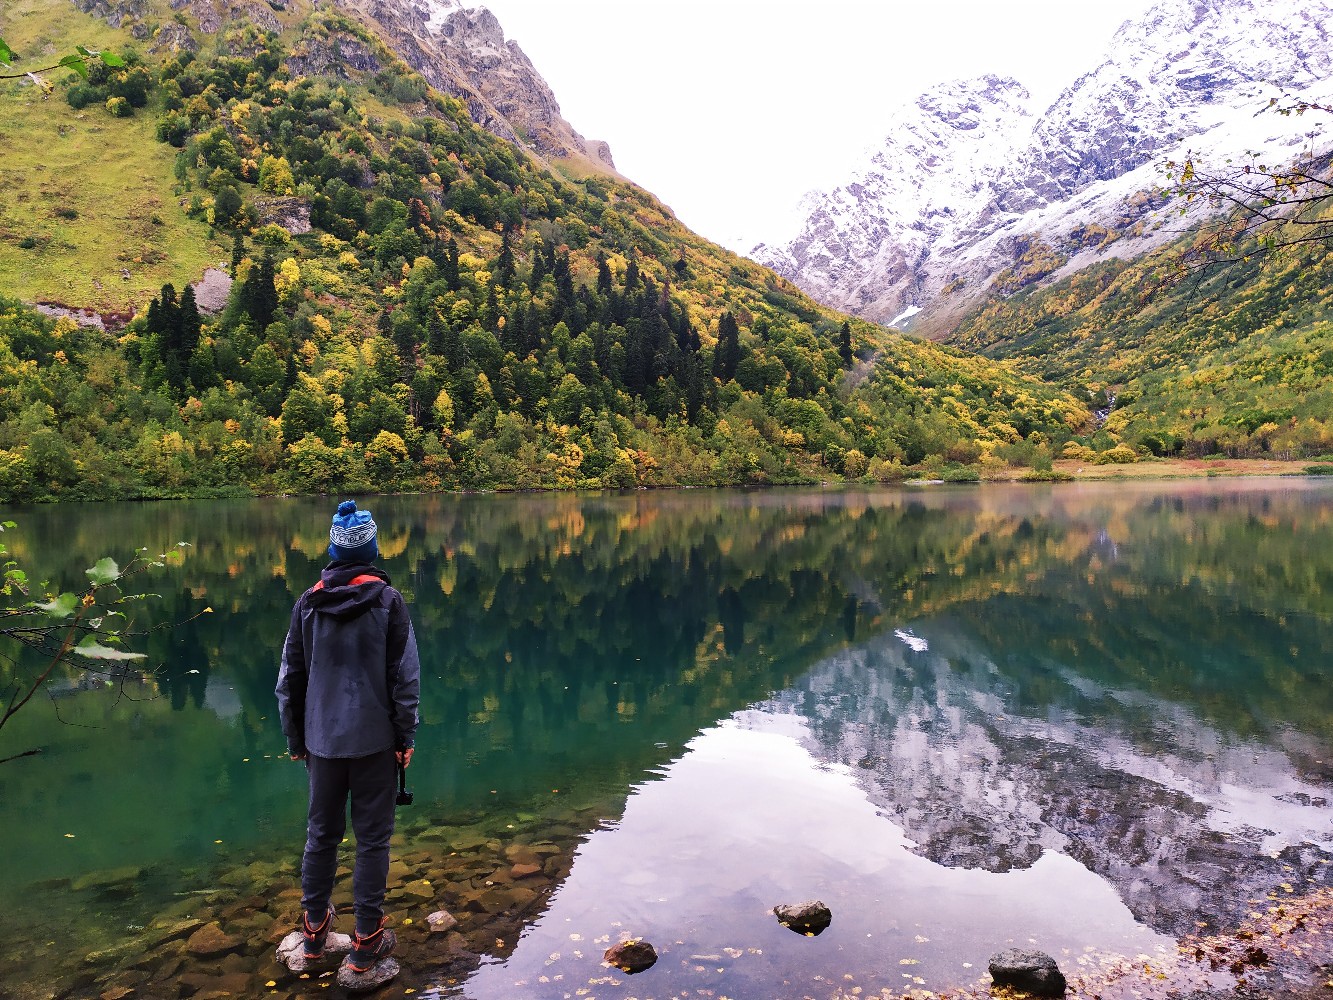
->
[495, 230, 515, 286]
[443, 236, 461, 292]
[713, 311, 741, 382]
[240, 253, 278, 332]
[230, 232, 245, 278]
[528, 239, 548, 290]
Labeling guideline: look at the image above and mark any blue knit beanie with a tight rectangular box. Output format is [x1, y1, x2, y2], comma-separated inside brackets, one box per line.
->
[328, 500, 378, 562]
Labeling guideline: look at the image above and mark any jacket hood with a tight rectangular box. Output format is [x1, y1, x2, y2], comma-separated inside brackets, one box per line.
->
[308, 561, 392, 619]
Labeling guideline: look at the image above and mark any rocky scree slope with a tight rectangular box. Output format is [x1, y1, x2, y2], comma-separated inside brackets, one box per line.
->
[347, 0, 618, 174]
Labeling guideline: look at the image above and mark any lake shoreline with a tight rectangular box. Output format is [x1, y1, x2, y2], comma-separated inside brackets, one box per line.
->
[1032, 457, 1326, 481]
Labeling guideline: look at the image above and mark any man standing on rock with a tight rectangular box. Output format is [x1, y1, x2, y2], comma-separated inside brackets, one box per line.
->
[276, 500, 421, 978]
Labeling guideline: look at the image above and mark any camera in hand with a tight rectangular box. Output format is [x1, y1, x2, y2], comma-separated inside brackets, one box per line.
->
[396, 761, 413, 807]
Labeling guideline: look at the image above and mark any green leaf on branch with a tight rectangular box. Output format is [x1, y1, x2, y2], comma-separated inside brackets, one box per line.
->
[101, 51, 124, 68]
[0, 38, 15, 66]
[74, 635, 146, 661]
[86, 557, 122, 587]
[34, 593, 79, 620]
[57, 53, 89, 78]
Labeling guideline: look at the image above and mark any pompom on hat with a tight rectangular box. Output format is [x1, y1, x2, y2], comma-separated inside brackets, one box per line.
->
[328, 500, 379, 562]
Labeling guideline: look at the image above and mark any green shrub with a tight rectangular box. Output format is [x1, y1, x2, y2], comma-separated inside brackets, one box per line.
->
[940, 463, 981, 483]
[1093, 444, 1138, 465]
[105, 96, 133, 118]
[1303, 465, 1333, 476]
[254, 223, 291, 246]
[66, 83, 100, 109]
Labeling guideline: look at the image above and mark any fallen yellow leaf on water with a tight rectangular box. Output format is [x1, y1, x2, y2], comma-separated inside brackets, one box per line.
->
[265, 982, 276, 988]
[64, 833, 75, 839]
[403, 918, 413, 925]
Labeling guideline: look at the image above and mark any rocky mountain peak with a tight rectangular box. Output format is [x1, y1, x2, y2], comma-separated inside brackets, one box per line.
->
[752, 0, 1333, 334]
[342, 0, 618, 173]
[917, 74, 1032, 130]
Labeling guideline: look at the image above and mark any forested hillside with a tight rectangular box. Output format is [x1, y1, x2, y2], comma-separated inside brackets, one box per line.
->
[0, 1, 1089, 500]
[948, 219, 1333, 460]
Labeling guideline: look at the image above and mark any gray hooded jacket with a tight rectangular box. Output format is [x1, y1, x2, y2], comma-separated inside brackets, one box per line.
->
[276, 562, 420, 759]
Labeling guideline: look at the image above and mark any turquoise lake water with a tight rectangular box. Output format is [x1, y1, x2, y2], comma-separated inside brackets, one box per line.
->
[1, 482, 1331, 998]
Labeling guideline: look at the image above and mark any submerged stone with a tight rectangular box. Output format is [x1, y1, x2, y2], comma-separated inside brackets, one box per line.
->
[71, 865, 143, 894]
[604, 939, 658, 973]
[988, 948, 1067, 996]
[773, 900, 832, 936]
[83, 939, 142, 967]
[144, 918, 205, 949]
[426, 909, 459, 934]
[186, 922, 243, 958]
[400, 879, 435, 902]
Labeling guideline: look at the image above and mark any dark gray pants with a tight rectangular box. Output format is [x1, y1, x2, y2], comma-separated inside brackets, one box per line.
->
[302, 750, 397, 936]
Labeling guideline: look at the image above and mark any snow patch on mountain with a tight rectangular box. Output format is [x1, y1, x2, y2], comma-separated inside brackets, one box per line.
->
[751, 0, 1333, 332]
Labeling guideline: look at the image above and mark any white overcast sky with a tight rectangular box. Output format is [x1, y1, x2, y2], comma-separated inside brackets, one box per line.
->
[474, 1, 1161, 251]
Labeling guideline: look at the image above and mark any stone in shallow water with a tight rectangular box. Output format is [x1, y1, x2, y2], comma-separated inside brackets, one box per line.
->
[144, 918, 204, 949]
[83, 939, 142, 968]
[427, 910, 459, 934]
[400, 879, 435, 902]
[773, 900, 832, 936]
[275, 929, 353, 972]
[988, 948, 1067, 997]
[604, 939, 658, 973]
[71, 865, 143, 894]
[337, 955, 399, 991]
[186, 922, 243, 958]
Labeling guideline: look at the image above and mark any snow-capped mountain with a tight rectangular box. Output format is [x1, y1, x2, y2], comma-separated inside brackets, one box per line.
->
[342, 0, 617, 172]
[751, 0, 1333, 334]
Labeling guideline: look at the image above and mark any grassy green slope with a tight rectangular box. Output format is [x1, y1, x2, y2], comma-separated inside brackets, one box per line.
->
[0, 0, 227, 309]
[948, 220, 1333, 459]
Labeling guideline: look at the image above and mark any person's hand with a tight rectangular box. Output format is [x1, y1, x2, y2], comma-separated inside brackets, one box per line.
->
[396, 747, 414, 769]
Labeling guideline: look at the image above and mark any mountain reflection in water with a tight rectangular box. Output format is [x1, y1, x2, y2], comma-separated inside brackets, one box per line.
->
[465, 713, 1172, 1000]
[767, 629, 1333, 939]
[1, 482, 1331, 1000]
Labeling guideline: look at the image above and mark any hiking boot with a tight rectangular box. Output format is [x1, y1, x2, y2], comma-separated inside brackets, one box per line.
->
[347, 918, 396, 973]
[302, 905, 336, 960]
